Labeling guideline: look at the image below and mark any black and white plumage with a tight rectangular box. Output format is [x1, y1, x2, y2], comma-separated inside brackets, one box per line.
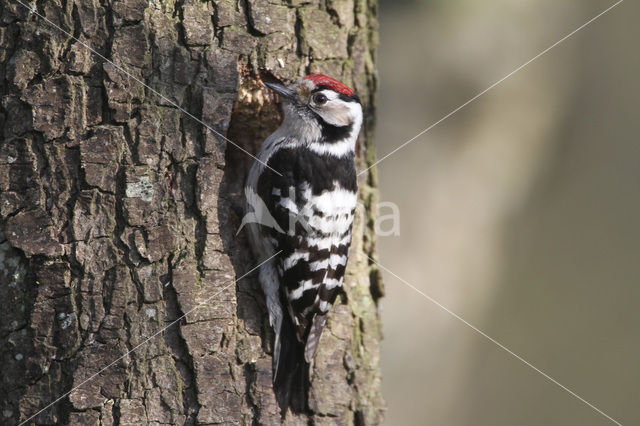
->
[244, 75, 362, 413]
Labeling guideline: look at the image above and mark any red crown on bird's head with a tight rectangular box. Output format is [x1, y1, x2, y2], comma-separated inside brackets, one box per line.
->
[303, 74, 355, 97]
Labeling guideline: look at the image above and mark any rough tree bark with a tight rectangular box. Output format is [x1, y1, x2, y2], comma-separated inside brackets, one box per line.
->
[0, 0, 383, 424]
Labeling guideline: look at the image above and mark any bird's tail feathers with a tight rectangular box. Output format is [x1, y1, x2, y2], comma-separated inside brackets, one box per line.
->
[273, 311, 308, 416]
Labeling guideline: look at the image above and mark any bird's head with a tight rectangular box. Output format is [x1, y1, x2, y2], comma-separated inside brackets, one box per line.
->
[265, 75, 362, 143]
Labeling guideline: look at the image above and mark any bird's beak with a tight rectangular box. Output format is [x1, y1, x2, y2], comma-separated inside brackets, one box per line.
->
[265, 82, 296, 100]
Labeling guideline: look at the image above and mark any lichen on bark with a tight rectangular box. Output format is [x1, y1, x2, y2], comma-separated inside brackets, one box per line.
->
[0, 0, 383, 424]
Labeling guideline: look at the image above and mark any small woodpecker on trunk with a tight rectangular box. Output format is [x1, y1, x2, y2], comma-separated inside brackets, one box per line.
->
[244, 75, 362, 414]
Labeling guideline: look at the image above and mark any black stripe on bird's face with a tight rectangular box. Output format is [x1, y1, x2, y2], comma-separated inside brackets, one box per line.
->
[310, 112, 354, 142]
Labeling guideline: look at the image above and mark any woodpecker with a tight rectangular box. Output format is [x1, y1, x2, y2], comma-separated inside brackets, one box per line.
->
[244, 74, 362, 413]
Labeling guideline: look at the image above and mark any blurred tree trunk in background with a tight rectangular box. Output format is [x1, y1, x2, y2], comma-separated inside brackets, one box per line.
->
[378, 1, 638, 424]
[0, 1, 383, 424]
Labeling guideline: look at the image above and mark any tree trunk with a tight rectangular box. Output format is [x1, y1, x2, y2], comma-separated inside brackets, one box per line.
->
[0, 0, 383, 424]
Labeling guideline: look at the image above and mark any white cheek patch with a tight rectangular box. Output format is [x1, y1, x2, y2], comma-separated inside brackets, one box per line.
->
[317, 103, 351, 127]
[312, 90, 351, 127]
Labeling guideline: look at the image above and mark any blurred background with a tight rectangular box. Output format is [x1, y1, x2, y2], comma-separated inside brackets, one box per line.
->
[375, 0, 639, 425]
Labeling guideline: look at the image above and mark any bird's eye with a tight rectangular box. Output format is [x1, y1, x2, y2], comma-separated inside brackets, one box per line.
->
[312, 93, 328, 105]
